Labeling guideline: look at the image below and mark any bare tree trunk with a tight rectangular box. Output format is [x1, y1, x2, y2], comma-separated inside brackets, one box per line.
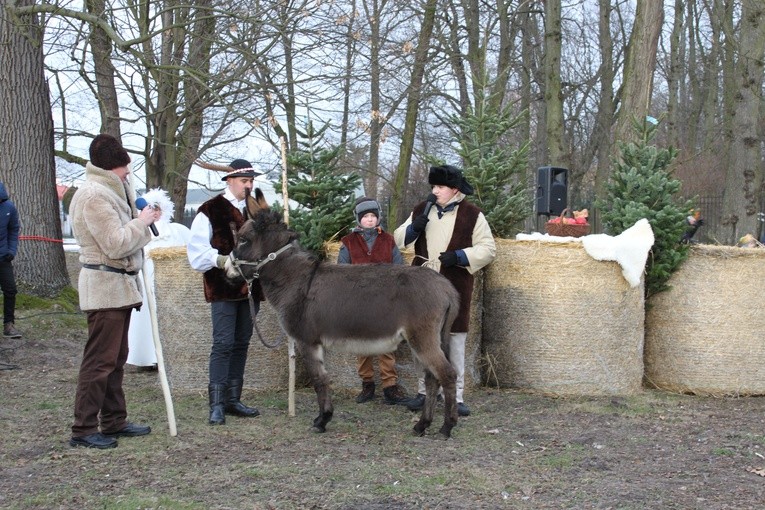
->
[613, 1, 663, 143]
[85, 0, 121, 137]
[0, 0, 68, 296]
[666, 0, 684, 148]
[543, 0, 565, 166]
[593, 0, 616, 198]
[366, 0, 383, 199]
[389, 0, 437, 226]
[719, 0, 765, 245]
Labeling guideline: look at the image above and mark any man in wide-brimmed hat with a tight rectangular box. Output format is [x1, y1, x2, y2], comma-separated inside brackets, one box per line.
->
[187, 158, 265, 425]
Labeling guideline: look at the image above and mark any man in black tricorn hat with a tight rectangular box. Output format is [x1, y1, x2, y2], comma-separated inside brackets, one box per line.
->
[394, 164, 496, 417]
[187, 159, 265, 425]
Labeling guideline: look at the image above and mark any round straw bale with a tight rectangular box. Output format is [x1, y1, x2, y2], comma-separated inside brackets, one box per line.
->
[645, 244, 765, 396]
[323, 242, 484, 393]
[482, 239, 644, 396]
[150, 247, 290, 392]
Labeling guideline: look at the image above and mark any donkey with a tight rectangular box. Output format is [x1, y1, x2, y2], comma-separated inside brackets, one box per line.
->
[226, 210, 461, 438]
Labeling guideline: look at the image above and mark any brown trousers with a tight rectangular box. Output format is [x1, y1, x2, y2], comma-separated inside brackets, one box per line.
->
[356, 352, 398, 388]
[71, 308, 132, 437]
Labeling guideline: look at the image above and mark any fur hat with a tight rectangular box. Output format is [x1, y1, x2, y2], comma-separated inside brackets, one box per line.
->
[89, 134, 130, 170]
[222, 159, 261, 181]
[353, 197, 381, 226]
[428, 165, 474, 195]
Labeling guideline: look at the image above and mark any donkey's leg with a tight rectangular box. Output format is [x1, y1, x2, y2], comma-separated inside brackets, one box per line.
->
[301, 342, 333, 432]
[412, 370, 439, 436]
[436, 359, 458, 439]
[412, 344, 456, 437]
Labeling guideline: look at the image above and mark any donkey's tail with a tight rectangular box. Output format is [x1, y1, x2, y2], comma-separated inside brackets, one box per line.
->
[440, 296, 460, 362]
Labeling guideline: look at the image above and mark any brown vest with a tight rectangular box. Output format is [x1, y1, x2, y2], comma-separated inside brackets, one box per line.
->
[412, 200, 481, 332]
[341, 230, 396, 264]
[197, 195, 264, 303]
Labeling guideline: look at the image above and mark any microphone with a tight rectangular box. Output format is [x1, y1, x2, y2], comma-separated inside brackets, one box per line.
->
[423, 193, 437, 217]
[135, 197, 159, 236]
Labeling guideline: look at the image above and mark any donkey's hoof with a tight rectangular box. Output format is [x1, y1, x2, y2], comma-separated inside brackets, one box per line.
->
[311, 425, 327, 433]
[413, 421, 429, 436]
[437, 427, 453, 440]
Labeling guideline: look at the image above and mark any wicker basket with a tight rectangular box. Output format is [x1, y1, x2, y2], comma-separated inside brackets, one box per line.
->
[545, 209, 591, 237]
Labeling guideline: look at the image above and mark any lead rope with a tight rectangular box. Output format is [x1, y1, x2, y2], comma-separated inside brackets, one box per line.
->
[249, 283, 285, 349]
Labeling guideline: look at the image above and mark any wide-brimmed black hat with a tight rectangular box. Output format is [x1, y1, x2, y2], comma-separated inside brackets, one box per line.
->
[221, 159, 261, 181]
[428, 165, 474, 195]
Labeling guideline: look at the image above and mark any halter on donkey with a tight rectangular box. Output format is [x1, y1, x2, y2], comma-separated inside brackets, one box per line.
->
[226, 208, 462, 439]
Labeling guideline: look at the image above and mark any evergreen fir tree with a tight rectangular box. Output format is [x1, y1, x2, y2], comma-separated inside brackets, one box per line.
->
[596, 117, 694, 298]
[275, 121, 361, 258]
[448, 90, 531, 238]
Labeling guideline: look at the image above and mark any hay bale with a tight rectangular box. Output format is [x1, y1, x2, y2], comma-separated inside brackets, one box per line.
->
[483, 239, 644, 396]
[645, 244, 765, 396]
[150, 247, 290, 392]
[323, 242, 484, 393]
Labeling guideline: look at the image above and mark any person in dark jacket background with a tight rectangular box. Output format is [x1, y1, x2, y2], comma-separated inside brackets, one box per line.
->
[0, 182, 21, 339]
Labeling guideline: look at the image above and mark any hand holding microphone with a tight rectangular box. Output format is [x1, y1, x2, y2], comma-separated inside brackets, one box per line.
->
[135, 197, 160, 236]
[411, 193, 437, 234]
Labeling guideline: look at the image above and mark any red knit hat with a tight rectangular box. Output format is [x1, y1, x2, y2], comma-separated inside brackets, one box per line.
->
[89, 134, 130, 170]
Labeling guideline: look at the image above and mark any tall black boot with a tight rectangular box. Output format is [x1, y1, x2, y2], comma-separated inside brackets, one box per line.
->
[225, 379, 260, 417]
[208, 384, 226, 425]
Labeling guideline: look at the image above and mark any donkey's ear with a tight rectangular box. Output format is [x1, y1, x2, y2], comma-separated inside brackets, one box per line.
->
[245, 188, 269, 219]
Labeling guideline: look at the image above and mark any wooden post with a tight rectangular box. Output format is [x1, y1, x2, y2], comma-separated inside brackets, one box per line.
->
[280, 136, 296, 417]
[142, 260, 178, 436]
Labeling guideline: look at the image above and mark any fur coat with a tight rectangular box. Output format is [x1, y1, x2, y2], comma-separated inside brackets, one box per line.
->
[69, 163, 151, 311]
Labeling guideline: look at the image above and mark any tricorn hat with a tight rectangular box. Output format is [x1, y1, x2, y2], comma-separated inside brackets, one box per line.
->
[89, 134, 130, 170]
[428, 165, 474, 195]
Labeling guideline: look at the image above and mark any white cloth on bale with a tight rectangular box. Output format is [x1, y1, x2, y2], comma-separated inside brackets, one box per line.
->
[516, 218, 654, 288]
[127, 189, 191, 367]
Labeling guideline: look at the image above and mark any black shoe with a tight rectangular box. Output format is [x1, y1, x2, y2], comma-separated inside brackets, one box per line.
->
[383, 384, 412, 405]
[226, 401, 260, 417]
[3, 322, 21, 339]
[457, 402, 471, 417]
[224, 379, 260, 417]
[103, 422, 151, 437]
[209, 404, 226, 425]
[406, 393, 425, 411]
[209, 383, 226, 425]
[355, 381, 375, 403]
[70, 433, 118, 449]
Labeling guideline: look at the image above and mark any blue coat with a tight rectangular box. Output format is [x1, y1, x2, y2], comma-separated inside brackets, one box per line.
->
[0, 182, 20, 259]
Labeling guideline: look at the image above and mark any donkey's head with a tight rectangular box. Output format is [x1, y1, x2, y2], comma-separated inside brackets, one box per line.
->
[227, 210, 298, 281]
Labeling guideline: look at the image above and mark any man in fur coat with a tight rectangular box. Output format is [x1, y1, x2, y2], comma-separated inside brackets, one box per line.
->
[68, 134, 160, 449]
[394, 165, 496, 417]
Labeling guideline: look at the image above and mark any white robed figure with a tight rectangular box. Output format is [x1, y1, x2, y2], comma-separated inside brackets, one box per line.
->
[127, 188, 191, 367]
